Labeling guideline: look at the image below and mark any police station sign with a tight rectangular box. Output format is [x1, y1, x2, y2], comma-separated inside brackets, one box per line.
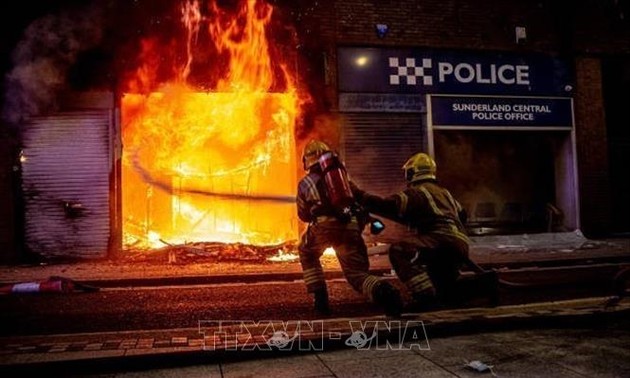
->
[430, 95, 573, 128]
[337, 47, 574, 112]
[387, 57, 531, 88]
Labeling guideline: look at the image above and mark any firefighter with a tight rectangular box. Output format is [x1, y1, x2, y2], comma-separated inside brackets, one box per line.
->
[351, 152, 495, 309]
[297, 140, 403, 317]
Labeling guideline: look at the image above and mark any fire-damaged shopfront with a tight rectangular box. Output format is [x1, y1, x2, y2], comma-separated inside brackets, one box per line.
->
[2, 0, 629, 261]
[13, 0, 311, 260]
[338, 48, 578, 237]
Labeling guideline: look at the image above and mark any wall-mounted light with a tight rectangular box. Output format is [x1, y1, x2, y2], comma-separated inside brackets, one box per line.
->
[515, 26, 527, 44]
[355, 55, 369, 67]
[375, 23, 389, 38]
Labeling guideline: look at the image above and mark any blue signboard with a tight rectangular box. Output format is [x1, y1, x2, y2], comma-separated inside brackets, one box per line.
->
[431, 96, 573, 128]
[338, 47, 573, 97]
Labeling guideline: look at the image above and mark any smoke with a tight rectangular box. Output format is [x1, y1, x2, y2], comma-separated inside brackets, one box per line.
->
[2, 3, 104, 125]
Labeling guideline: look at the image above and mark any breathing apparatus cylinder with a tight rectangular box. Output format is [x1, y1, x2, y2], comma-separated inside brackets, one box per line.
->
[317, 151, 386, 233]
[318, 151, 354, 213]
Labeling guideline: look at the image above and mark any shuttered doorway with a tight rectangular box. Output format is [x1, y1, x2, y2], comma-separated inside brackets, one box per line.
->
[21, 111, 113, 258]
[341, 113, 426, 242]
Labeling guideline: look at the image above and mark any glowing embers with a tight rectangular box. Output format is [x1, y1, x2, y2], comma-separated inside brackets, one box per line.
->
[121, 90, 298, 248]
[266, 246, 336, 262]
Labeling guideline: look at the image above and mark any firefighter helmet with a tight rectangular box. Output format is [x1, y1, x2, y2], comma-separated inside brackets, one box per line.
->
[302, 140, 330, 170]
[402, 152, 437, 183]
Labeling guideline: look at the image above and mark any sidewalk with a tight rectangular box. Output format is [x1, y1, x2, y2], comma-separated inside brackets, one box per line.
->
[0, 232, 628, 288]
[214, 317, 630, 378]
[132, 310, 630, 378]
[1, 296, 629, 375]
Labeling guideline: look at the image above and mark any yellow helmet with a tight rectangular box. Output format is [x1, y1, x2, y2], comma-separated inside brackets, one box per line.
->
[402, 152, 436, 183]
[302, 140, 331, 170]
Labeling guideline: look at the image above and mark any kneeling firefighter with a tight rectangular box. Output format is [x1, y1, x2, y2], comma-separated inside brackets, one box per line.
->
[297, 140, 403, 317]
[351, 152, 497, 309]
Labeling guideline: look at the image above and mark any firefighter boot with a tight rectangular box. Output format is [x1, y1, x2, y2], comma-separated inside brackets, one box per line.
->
[313, 288, 331, 316]
[373, 282, 404, 318]
[408, 288, 441, 313]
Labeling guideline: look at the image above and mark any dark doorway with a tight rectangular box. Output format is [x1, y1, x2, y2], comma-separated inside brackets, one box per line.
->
[603, 58, 630, 234]
[434, 130, 572, 235]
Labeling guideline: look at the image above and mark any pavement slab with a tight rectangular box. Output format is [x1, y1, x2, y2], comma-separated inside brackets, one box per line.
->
[222, 354, 330, 378]
[320, 351, 455, 377]
[212, 314, 630, 378]
[0, 296, 628, 370]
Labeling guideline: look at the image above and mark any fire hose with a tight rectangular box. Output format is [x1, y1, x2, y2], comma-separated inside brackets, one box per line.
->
[131, 153, 626, 294]
[462, 256, 533, 289]
[133, 156, 546, 289]
[605, 266, 630, 307]
[131, 151, 297, 203]
[0, 276, 100, 295]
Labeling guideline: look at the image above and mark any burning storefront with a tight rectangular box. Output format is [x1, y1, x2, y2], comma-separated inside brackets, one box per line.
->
[15, 0, 320, 259]
[121, 0, 301, 250]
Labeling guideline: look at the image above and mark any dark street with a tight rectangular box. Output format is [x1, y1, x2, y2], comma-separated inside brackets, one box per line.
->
[0, 280, 371, 336]
[0, 261, 623, 337]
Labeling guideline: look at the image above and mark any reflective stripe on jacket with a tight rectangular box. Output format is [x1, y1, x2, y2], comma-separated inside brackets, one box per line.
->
[361, 180, 469, 245]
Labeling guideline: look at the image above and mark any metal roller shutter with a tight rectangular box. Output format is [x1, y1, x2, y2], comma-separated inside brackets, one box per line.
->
[21, 111, 113, 258]
[341, 113, 425, 242]
[342, 113, 425, 195]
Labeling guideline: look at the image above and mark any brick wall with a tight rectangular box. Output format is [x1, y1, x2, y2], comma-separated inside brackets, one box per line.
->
[333, 0, 560, 50]
[573, 0, 630, 54]
[574, 58, 611, 236]
[327, 0, 629, 52]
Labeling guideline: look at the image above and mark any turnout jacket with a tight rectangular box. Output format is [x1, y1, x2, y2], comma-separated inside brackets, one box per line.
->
[354, 180, 470, 247]
[297, 170, 332, 223]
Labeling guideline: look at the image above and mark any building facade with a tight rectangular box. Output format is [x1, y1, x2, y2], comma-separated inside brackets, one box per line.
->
[1, 0, 629, 260]
[295, 0, 630, 238]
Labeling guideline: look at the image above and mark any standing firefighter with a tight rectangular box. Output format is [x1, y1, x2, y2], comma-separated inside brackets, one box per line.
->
[352, 152, 494, 309]
[297, 140, 403, 317]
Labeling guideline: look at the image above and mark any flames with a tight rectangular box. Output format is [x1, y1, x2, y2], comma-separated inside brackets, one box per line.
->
[121, 0, 303, 249]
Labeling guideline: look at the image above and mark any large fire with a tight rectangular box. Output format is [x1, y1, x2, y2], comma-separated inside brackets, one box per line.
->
[121, 0, 301, 249]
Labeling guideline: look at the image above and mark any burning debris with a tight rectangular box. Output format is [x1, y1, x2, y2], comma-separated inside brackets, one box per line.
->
[122, 242, 340, 264]
[123, 240, 300, 264]
[5, 0, 323, 260]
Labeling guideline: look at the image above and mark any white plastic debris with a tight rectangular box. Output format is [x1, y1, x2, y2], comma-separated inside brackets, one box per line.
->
[465, 360, 497, 376]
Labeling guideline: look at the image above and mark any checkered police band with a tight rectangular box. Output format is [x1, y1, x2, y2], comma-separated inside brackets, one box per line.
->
[389, 57, 433, 86]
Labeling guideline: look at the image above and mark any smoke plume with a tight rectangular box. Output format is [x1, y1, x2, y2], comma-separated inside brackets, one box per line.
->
[2, 3, 104, 125]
